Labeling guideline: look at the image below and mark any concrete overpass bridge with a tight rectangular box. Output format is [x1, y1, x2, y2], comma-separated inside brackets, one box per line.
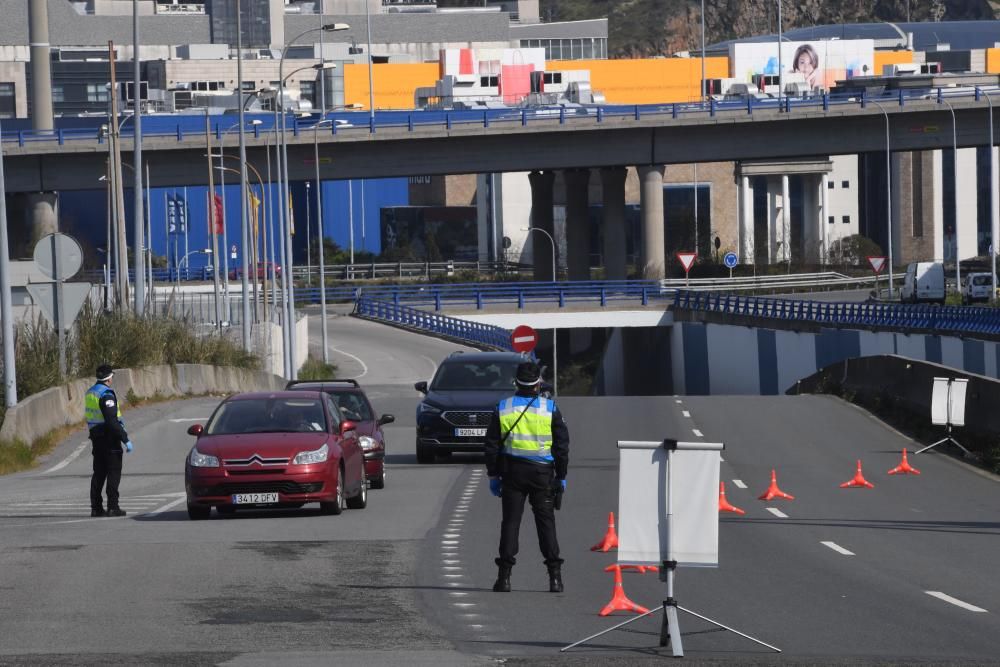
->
[4, 90, 1000, 279]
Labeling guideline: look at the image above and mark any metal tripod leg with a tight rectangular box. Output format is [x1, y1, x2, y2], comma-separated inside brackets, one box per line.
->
[560, 606, 660, 652]
[916, 436, 972, 456]
[678, 605, 782, 653]
[660, 603, 683, 656]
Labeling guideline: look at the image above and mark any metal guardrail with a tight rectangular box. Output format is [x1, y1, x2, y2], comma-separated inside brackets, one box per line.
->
[354, 297, 514, 351]
[660, 271, 899, 293]
[293, 260, 529, 281]
[3, 86, 996, 147]
[673, 290, 1000, 336]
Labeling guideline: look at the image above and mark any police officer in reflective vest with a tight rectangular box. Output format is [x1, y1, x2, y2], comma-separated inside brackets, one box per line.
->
[484, 361, 569, 593]
[85, 365, 132, 517]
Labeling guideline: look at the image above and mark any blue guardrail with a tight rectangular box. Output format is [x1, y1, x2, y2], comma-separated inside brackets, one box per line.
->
[354, 296, 515, 351]
[673, 290, 1000, 336]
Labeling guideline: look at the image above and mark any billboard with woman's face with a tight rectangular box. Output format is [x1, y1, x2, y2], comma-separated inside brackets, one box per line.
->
[729, 39, 874, 91]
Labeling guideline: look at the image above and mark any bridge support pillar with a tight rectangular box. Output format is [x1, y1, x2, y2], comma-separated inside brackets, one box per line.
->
[638, 165, 666, 279]
[564, 168, 591, 281]
[26, 192, 59, 247]
[819, 173, 829, 265]
[528, 169, 557, 281]
[780, 174, 790, 264]
[739, 175, 754, 265]
[600, 166, 628, 280]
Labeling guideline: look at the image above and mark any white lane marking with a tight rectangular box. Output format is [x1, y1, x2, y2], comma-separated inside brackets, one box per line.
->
[0, 516, 109, 529]
[925, 592, 988, 612]
[443, 574, 465, 579]
[168, 418, 207, 423]
[692, 429, 704, 437]
[469, 624, 484, 629]
[446, 582, 463, 587]
[682, 411, 691, 418]
[40, 441, 89, 475]
[420, 355, 439, 373]
[443, 560, 462, 565]
[448, 591, 469, 596]
[675, 399, 682, 404]
[766, 508, 788, 519]
[821, 541, 855, 556]
[331, 346, 369, 379]
[443, 533, 461, 538]
[452, 602, 476, 607]
[144, 497, 187, 516]
[441, 540, 460, 545]
[732, 480, 747, 489]
[441, 566, 463, 571]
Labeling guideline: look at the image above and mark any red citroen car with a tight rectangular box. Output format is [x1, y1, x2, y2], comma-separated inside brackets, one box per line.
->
[184, 391, 367, 519]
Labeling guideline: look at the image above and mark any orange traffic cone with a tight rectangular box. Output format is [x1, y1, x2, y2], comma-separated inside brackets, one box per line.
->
[758, 469, 795, 501]
[718, 481, 746, 515]
[840, 459, 875, 488]
[599, 564, 649, 616]
[621, 564, 660, 574]
[888, 449, 921, 475]
[590, 512, 619, 552]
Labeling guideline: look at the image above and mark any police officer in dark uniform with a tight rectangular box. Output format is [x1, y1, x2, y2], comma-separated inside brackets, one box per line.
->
[484, 361, 569, 593]
[85, 365, 133, 517]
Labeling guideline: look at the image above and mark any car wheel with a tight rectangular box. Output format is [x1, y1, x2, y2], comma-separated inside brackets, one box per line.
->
[370, 466, 386, 490]
[187, 504, 210, 520]
[320, 465, 344, 515]
[347, 468, 368, 509]
[416, 441, 435, 464]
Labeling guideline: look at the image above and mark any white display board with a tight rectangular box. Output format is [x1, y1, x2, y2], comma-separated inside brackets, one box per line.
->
[729, 39, 874, 92]
[931, 377, 968, 427]
[949, 379, 968, 427]
[617, 440, 722, 567]
[931, 377, 950, 426]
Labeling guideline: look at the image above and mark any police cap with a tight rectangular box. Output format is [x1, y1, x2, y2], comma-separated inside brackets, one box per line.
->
[515, 361, 541, 386]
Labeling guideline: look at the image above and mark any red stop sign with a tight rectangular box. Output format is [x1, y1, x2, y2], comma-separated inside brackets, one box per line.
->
[510, 325, 538, 353]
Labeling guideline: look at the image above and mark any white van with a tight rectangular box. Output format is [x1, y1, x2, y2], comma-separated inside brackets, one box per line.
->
[961, 272, 993, 304]
[900, 262, 946, 304]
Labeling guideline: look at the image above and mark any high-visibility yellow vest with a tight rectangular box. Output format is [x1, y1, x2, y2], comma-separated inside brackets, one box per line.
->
[85, 383, 121, 428]
[498, 395, 554, 463]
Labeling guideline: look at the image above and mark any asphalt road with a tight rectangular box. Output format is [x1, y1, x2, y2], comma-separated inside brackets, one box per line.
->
[2, 309, 999, 665]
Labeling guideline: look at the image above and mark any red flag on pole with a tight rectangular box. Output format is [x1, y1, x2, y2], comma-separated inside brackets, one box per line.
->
[212, 194, 224, 234]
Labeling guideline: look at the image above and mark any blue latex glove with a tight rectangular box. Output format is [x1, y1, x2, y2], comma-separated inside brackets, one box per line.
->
[560, 479, 566, 491]
[124, 441, 133, 453]
[489, 477, 502, 497]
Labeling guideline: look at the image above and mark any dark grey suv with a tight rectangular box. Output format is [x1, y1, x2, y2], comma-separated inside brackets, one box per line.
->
[413, 351, 530, 464]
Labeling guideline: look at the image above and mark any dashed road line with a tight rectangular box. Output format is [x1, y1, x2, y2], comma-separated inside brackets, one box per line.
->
[682, 411, 691, 418]
[925, 592, 987, 612]
[765, 507, 789, 519]
[821, 541, 855, 556]
[692, 429, 703, 437]
[330, 346, 369, 379]
[39, 441, 89, 475]
[168, 418, 207, 423]
[144, 497, 187, 516]
[732, 479, 747, 489]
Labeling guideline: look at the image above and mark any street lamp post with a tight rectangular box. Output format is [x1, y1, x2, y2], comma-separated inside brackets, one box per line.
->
[179, 248, 212, 275]
[980, 88, 999, 302]
[776, 0, 783, 108]
[132, 0, 144, 316]
[366, 1, 375, 121]
[522, 226, 558, 397]
[236, 0, 252, 352]
[305, 181, 312, 286]
[279, 28, 347, 379]
[312, 117, 339, 365]
[869, 99, 894, 298]
[941, 98, 961, 293]
[0, 117, 16, 407]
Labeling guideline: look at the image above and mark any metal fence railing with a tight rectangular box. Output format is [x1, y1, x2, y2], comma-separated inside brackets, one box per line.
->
[672, 290, 1000, 336]
[354, 297, 514, 351]
[659, 271, 899, 294]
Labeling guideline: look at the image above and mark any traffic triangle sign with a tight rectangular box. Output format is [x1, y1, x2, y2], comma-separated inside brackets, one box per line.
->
[676, 252, 697, 273]
[867, 256, 887, 274]
[26, 282, 92, 332]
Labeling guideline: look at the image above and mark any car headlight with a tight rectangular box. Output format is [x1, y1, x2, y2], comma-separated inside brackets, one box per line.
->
[358, 435, 377, 451]
[418, 402, 441, 416]
[293, 443, 329, 465]
[189, 448, 219, 468]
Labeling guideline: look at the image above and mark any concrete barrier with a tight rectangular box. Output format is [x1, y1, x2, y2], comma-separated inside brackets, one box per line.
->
[0, 364, 285, 448]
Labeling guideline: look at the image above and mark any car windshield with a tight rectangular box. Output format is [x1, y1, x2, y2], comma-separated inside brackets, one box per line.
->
[206, 397, 327, 435]
[328, 391, 373, 422]
[973, 276, 991, 286]
[431, 361, 517, 391]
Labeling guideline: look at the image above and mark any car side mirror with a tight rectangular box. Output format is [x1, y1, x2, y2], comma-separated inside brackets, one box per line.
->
[414, 381, 428, 394]
[378, 414, 395, 426]
[187, 424, 204, 436]
[340, 420, 357, 436]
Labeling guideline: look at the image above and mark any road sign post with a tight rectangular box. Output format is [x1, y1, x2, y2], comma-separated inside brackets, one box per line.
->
[723, 251, 738, 279]
[676, 252, 697, 288]
[867, 256, 887, 299]
[31, 233, 89, 378]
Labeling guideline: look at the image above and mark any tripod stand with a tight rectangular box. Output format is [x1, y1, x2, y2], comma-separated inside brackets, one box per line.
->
[562, 561, 780, 657]
[915, 424, 972, 457]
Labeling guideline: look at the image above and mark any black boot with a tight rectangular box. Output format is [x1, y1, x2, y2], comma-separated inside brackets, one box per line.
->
[492, 565, 512, 592]
[548, 564, 564, 593]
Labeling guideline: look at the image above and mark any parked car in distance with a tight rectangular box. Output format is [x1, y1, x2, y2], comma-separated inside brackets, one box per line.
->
[961, 272, 993, 304]
[231, 261, 282, 280]
[900, 261, 946, 304]
[184, 391, 367, 519]
[285, 379, 394, 489]
[414, 350, 536, 464]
